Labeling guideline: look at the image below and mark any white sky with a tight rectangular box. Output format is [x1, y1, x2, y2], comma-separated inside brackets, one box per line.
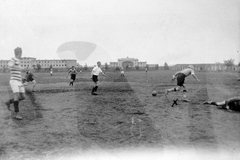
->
[0, 0, 239, 66]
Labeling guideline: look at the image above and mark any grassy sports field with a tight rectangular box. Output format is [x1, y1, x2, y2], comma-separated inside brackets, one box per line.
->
[0, 70, 240, 160]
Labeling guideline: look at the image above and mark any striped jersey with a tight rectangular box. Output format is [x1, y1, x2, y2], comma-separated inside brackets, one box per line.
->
[68, 68, 77, 75]
[8, 58, 22, 81]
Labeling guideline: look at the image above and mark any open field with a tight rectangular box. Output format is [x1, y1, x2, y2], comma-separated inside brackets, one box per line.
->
[0, 70, 240, 160]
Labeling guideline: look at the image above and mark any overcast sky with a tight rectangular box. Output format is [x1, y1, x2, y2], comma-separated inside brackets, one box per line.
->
[0, 0, 239, 66]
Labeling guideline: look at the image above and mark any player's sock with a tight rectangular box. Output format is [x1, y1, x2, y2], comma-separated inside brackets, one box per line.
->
[92, 87, 95, 94]
[14, 101, 19, 112]
[7, 99, 14, 104]
[5, 99, 14, 110]
[95, 86, 98, 92]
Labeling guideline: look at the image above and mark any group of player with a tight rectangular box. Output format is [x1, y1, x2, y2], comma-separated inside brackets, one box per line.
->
[164, 64, 240, 111]
[4, 47, 240, 120]
[4, 47, 109, 119]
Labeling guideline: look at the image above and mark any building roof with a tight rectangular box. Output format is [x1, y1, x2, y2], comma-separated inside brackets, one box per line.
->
[118, 57, 138, 61]
[173, 63, 227, 67]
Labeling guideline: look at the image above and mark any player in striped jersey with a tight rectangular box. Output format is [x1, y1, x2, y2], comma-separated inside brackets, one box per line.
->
[66, 66, 77, 86]
[5, 47, 26, 120]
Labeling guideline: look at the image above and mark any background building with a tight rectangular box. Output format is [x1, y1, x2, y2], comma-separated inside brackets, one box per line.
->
[171, 63, 239, 72]
[0, 57, 78, 71]
[110, 57, 147, 69]
[36, 59, 77, 69]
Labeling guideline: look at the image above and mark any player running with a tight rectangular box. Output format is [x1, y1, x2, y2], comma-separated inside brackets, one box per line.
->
[66, 66, 77, 86]
[91, 61, 108, 95]
[5, 47, 26, 120]
[203, 97, 240, 111]
[165, 65, 200, 101]
[24, 69, 37, 92]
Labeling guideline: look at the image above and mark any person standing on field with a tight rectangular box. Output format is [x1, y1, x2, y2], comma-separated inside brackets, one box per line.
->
[5, 47, 26, 120]
[121, 69, 124, 76]
[24, 69, 37, 92]
[165, 65, 200, 101]
[91, 61, 108, 95]
[66, 66, 77, 86]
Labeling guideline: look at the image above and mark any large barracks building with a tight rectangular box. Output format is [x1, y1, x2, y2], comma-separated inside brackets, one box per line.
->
[109, 57, 158, 69]
[0, 57, 77, 69]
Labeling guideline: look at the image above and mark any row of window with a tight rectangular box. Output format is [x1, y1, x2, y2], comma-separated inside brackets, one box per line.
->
[37, 64, 67, 67]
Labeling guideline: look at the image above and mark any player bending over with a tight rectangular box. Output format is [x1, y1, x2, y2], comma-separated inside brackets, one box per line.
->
[66, 66, 77, 86]
[24, 69, 37, 92]
[165, 65, 200, 101]
[203, 97, 240, 111]
[5, 47, 26, 120]
[91, 61, 108, 95]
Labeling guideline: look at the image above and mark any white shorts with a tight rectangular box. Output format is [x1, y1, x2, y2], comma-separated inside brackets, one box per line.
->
[10, 80, 25, 93]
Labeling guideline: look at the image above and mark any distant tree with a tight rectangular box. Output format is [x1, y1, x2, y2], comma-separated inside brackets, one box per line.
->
[224, 59, 234, 67]
[224, 59, 235, 71]
[155, 64, 159, 70]
[164, 62, 169, 70]
[49, 65, 53, 70]
[36, 64, 41, 71]
[104, 62, 109, 71]
[83, 63, 88, 71]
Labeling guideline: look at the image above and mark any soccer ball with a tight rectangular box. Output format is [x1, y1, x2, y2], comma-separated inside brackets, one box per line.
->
[152, 91, 157, 96]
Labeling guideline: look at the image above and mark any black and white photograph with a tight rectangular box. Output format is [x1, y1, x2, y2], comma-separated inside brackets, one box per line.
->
[0, 0, 240, 159]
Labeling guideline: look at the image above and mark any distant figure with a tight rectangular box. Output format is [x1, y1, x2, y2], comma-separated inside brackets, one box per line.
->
[145, 68, 148, 74]
[50, 68, 53, 76]
[165, 65, 200, 101]
[91, 61, 108, 95]
[66, 66, 77, 86]
[203, 97, 240, 111]
[24, 69, 37, 92]
[121, 70, 124, 76]
[5, 47, 26, 120]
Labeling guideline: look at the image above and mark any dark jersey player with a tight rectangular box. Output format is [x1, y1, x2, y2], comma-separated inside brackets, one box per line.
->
[203, 97, 240, 111]
[66, 66, 77, 86]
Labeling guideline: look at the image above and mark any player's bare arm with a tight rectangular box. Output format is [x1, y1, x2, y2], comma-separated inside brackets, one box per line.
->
[192, 74, 200, 82]
[101, 72, 108, 78]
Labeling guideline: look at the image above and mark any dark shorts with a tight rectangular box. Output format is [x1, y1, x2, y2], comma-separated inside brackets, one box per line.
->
[177, 73, 186, 86]
[228, 101, 240, 111]
[92, 75, 98, 82]
[71, 74, 76, 81]
[26, 77, 34, 82]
